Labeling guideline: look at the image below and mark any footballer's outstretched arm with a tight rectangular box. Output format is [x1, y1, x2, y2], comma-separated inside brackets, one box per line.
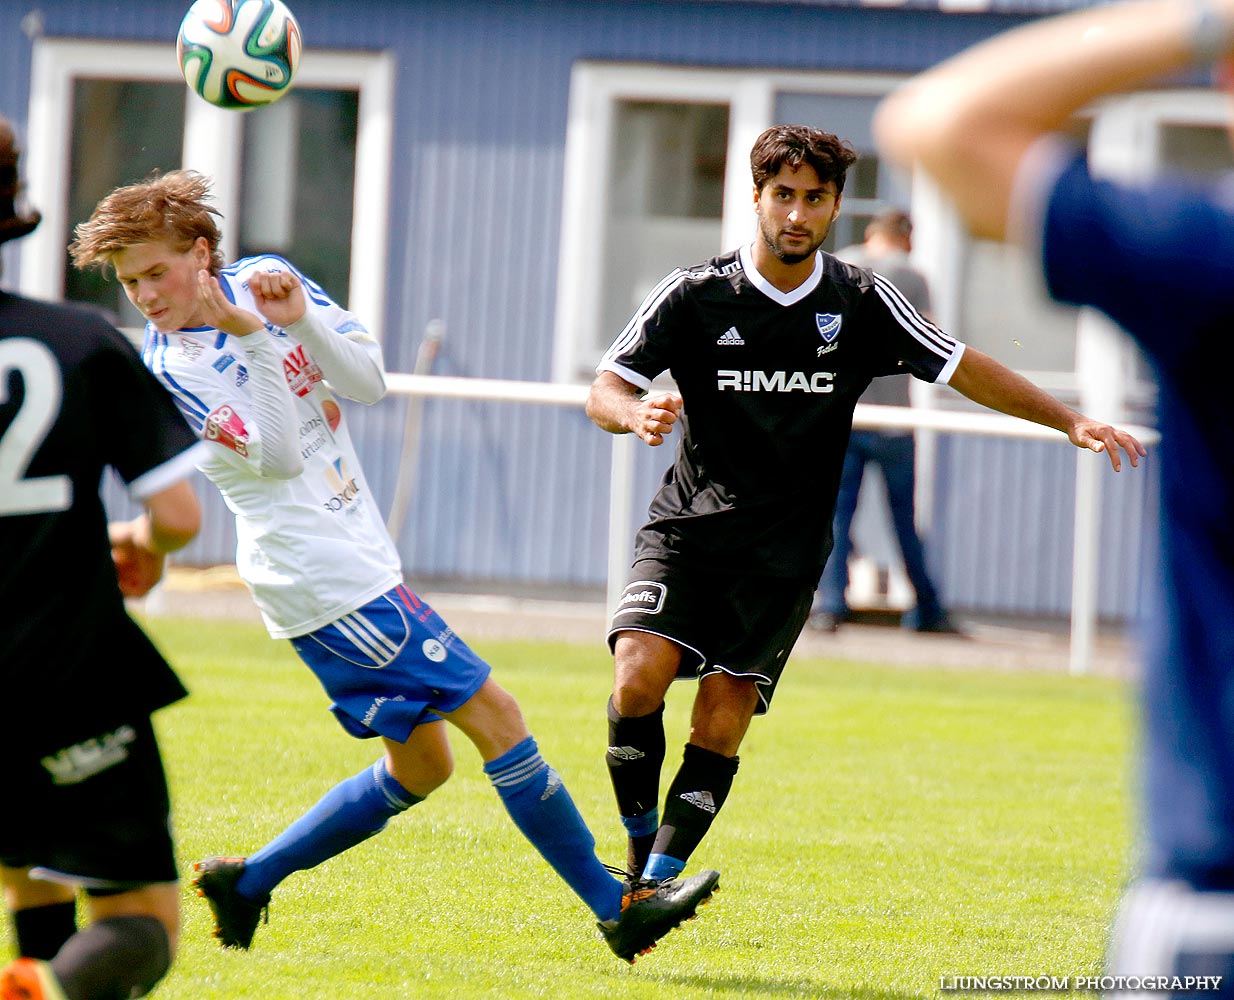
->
[873, 0, 1232, 240]
[948, 347, 1146, 471]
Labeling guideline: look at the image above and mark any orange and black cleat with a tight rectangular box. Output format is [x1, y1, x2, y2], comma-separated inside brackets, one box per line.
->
[190, 856, 269, 950]
[597, 869, 720, 963]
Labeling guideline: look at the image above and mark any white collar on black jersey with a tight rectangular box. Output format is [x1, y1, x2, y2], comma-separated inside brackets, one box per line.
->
[739, 243, 823, 306]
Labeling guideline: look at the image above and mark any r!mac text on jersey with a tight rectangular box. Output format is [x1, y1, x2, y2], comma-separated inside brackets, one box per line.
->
[716, 370, 835, 393]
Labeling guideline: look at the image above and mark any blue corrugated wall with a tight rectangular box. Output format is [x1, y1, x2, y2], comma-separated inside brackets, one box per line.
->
[1, 0, 1151, 620]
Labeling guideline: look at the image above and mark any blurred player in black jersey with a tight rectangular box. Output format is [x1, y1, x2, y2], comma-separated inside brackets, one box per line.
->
[587, 123, 1147, 888]
[0, 114, 203, 1000]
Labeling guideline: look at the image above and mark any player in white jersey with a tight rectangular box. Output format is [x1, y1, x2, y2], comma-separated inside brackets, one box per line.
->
[141, 253, 401, 638]
[69, 170, 719, 965]
[587, 124, 1146, 891]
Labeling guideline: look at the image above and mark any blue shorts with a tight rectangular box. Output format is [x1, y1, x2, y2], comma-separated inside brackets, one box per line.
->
[290, 585, 491, 742]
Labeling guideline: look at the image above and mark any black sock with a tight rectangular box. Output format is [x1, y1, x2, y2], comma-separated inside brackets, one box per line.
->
[12, 901, 77, 960]
[51, 915, 171, 1000]
[652, 743, 740, 868]
[605, 698, 666, 875]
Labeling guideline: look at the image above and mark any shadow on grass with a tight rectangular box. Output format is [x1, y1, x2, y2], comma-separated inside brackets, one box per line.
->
[638, 970, 927, 1000]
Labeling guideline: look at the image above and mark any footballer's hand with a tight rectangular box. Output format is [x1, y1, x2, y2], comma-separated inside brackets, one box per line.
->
[195, 270, 265, 338]
[633, 392, 683, 446]
[109, 518, 167, 598]
[250, 269, 307, 329]
[1069, 419, 1147, 472]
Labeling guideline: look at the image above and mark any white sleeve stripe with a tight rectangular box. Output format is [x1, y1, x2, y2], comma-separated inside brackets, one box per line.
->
[872, 273, 957, 359]
[599, 268, 687, 367]
[596, 359, 652, 392]
[935, 341, 965, 385]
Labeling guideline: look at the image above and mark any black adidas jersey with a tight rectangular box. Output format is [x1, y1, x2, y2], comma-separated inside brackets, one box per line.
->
[599, 245, 964, 578]
[0, 292, 200, 745]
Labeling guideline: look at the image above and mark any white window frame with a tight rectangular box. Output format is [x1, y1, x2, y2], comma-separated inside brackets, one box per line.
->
[19, 37, 393, 337]
[551, 61, 904, 384]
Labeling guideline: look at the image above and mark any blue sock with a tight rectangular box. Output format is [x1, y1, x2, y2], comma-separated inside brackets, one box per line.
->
[237, 758, 419, 901]
[484, 736, 623, 923]
[643, 853, 686, 882]
[621, 810, 659, 839]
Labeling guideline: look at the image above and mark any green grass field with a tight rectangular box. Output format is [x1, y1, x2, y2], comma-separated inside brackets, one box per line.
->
[7, 616, 1138, 999]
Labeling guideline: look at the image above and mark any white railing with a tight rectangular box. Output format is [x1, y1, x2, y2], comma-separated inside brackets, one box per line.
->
[381, 371, 1159, 676]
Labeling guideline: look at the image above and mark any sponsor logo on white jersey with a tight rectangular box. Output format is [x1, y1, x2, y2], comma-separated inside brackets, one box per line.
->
[679, 790, 717, 813]
[607, 745, 646, 762]
[615, 581, 666, 615]
[716, 327, 745, 346]
[41, 726, 137, 786]
[282, 343, 324, 397]
[716, 370, 834, 393]
[323, 457, 361, 512]
[204, 403, 250, 457]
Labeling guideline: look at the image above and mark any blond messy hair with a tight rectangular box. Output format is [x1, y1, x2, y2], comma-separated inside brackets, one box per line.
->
[70, 169, 225, 276]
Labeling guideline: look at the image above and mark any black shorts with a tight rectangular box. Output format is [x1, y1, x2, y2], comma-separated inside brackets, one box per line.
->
[0, 715, 178, 893]
[606, 558, 815, 714]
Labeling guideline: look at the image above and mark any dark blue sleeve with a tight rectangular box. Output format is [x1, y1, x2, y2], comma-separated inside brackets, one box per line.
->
[1042, 154, 1234, 367]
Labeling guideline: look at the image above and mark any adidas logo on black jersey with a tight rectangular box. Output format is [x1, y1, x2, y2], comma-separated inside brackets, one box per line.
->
[716, 327, 744, 346]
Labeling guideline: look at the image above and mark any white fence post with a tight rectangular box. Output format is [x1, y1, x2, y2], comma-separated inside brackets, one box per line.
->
[1069, 452, 1103, 676]
[606, 434, 637, 617]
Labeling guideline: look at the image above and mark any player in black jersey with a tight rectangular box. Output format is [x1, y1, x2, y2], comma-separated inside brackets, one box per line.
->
[587, 124, 1146, 888]
[0, 115, 203, 1000]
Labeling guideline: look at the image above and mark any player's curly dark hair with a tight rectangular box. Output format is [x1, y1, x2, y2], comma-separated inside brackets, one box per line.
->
[750, 125, 859, 195]
[69, 169, 225, 276]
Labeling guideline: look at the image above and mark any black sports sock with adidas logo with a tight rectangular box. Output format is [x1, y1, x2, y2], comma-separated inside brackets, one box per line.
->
[651, 742, 740, 871]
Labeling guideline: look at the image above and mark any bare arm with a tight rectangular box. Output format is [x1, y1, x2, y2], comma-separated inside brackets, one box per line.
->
[586, 370, 683, 447]
[142, 479, 202, 552]
[873, 0, 1225, 239]
[949, 348, 1146, 471]
[110, 480, 202, 597]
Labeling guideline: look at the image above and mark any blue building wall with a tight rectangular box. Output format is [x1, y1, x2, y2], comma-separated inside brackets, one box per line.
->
[0, 0, 1151, 620]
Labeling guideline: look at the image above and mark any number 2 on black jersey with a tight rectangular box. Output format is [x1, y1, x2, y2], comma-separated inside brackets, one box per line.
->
[0, 338, 72, 516]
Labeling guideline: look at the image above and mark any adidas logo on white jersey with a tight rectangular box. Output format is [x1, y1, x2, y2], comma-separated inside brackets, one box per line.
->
[716, 327, 744, 346]
[679, 790, 718, 813]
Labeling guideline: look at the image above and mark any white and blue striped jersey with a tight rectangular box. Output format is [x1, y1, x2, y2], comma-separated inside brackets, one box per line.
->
[142, 254, 401, 639]
[598, 243, 965, 577]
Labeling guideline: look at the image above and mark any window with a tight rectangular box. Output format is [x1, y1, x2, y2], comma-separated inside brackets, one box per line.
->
[600, 100, 729, 358]
[64, 79, 187, 327]
[19, 38, 391, 335]
[552, 62, 904, 383]
[774, 91, 911, 254]
[238, 89, 359, 306]
[948, 119, 1093, 391]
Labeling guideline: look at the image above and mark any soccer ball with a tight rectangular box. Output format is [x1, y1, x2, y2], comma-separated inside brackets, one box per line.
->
[177, 0, 302, 110]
